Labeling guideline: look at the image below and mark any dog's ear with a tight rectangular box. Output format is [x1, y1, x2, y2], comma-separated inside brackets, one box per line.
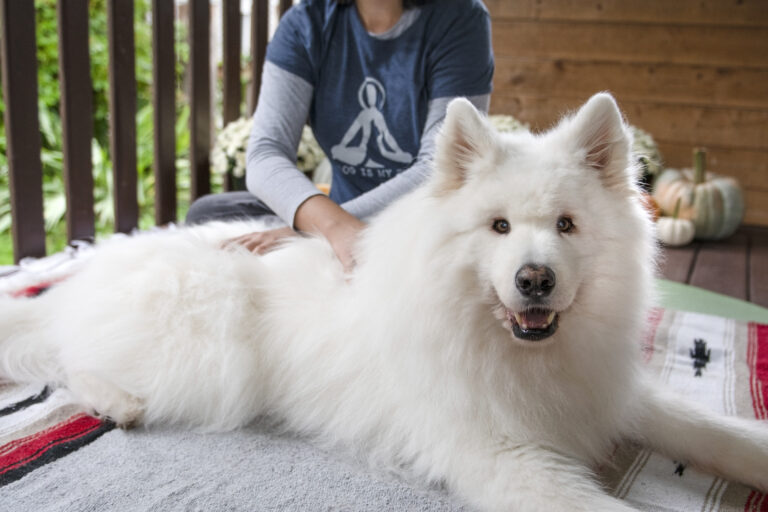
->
[432, 98, 497, 194]
[567, 93, 633, 190]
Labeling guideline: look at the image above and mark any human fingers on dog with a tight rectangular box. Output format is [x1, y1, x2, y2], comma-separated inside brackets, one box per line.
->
[225, 231, 276, 254]
[222, 228, 296, 254]
[325, 218, 365, 273]
[336, 246, 357, 273]
[221, 232, 257, 252]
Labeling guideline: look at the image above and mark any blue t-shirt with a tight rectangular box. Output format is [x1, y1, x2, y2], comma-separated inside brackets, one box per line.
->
[266, 0, 494, 205]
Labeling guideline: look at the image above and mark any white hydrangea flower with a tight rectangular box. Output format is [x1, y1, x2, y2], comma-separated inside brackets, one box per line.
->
[234, 150, 247, 178]
[211, 147, 228, 175]
[296, 125, 324, 172]
[212, 117, 325, 178]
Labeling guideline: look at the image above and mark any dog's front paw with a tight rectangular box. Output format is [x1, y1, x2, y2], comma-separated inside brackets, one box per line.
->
[69, 372, 146, 429]
[91, 407, 143, 430]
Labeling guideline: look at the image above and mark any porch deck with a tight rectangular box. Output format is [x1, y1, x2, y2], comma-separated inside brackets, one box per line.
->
[660, 226, 768, 308]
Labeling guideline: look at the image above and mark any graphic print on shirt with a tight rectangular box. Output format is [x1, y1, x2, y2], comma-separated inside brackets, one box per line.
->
[331, 77, 414, 178]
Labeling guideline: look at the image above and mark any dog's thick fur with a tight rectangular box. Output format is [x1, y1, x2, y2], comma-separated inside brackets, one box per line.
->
[1, 94, 766, 511]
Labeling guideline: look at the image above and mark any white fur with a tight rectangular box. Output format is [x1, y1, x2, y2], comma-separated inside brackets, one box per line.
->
[1, 93, 766, 511]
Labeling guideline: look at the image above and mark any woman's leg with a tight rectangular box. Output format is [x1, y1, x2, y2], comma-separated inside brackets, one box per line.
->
[186, 191, 277, 225]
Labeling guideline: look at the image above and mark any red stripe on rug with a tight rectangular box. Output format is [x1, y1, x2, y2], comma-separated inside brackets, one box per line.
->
[0, 413, 102, 475]
[641, 307, 664, 363]
[0, 412, 84, 457]
[9, 275, 69, 298]
[745, 323, 768, 512]
[745, 490, 756, 512]
[745, 490, 768, 512]
[748, 324, 768, 420]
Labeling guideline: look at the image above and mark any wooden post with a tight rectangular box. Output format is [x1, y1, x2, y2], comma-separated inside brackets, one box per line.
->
[189, 0, 211, 200]
[279, 0, 293, 17]
[152, 0, 177, 224]
[57, 0, 95, 242]
[107, 0, 139, 233]
[0, 0, 46, 262]
[222, 0, 242, 191]
[248, 0, 268, 115]
[222, 0, 242, 125]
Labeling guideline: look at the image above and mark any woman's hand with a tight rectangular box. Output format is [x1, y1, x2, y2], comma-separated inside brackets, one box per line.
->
[323, 216, 366, 272]
[222, 196, 364, 271]
[222, 226, 297, 254]
[294, 195, 365, 273]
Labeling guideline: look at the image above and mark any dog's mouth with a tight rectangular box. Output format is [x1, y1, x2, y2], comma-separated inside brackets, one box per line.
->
[506, 307, 559, 342]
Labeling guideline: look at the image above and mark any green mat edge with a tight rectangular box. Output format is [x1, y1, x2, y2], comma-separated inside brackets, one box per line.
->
[657, 279, 768, 324]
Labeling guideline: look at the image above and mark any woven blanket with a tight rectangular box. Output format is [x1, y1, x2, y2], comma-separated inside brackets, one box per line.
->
[1, 250, 767, 511]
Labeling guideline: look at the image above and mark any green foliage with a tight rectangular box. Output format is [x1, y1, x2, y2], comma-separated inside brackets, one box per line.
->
[0, 0, 219, 264]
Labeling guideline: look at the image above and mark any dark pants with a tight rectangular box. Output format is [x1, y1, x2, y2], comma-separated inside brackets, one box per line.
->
[185, 192, 278, 225]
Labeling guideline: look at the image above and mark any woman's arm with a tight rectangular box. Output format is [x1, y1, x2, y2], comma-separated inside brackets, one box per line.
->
[245, 61, 324, 228]
[238, 62, 362, 269]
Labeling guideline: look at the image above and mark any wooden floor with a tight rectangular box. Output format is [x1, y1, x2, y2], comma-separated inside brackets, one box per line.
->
[659, 226, 768, 309]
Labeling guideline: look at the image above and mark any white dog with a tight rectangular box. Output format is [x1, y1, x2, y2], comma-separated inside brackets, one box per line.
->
[1, 93, 766, 511]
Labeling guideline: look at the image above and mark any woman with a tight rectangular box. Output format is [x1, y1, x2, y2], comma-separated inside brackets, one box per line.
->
[187, 0, 494, 270]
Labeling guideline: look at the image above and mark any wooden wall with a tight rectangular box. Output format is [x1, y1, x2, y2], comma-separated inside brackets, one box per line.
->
[486, 0, 768, 227]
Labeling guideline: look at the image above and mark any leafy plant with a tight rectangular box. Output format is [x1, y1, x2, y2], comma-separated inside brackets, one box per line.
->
[0, 0, 232, 263]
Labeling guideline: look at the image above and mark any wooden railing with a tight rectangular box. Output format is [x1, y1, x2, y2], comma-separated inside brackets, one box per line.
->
[0, 0, 291, 263]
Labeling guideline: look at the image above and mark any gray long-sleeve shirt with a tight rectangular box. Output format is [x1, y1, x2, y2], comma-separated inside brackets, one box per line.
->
[246, 62, 489, 227]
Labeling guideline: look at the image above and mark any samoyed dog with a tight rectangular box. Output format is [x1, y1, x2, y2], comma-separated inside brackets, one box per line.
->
[1, 93, 766, 511]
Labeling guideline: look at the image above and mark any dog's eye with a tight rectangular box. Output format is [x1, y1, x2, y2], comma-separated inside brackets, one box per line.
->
[557, 216, 575, 234]
[492, 218, 510, 234]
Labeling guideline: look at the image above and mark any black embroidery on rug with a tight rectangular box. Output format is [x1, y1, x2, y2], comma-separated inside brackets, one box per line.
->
[690, 338, 711, 377]
[30, 285, 52, 297]
[673, 461, 686, 477]
[0, 386, 53, 417]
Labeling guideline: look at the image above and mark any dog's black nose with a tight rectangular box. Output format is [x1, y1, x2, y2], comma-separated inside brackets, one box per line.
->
[515, 264, 556, 298]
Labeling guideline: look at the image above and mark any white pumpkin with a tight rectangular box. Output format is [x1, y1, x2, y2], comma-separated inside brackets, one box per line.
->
[656, 198, 695, 247]
[657, 216, 695, 247]
[652, 149, 744, 240]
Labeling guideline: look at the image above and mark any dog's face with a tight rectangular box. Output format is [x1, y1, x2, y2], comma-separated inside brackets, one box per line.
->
[429, 94, 650, 347]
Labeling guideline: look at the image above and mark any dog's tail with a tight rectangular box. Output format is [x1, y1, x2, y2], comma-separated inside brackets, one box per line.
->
[0, 294, 61, 383]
